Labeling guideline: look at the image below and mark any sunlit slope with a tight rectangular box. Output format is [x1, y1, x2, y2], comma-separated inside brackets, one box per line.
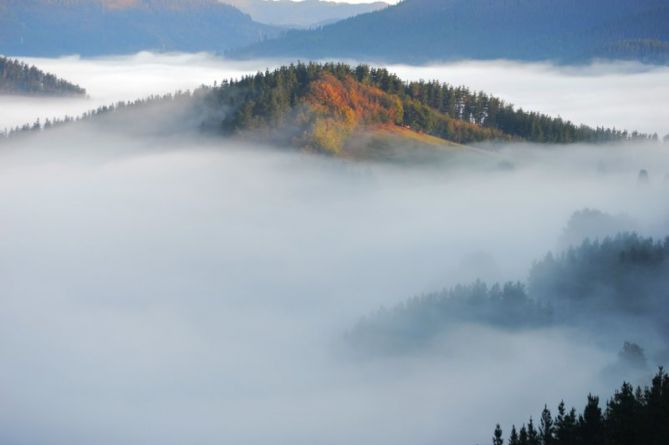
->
[293, 72, 503, 156]
[205, 68, 508, 157]
[203, 63, 641, 156]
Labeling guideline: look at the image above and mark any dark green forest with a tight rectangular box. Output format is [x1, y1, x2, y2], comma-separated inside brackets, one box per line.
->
[0, 56, 86, 96]
[492, 368, 669, 445]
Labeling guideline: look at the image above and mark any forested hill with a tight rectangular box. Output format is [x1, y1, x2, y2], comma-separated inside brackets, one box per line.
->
[231, 0, 669, 64]
[3, 63, 649, 154]
[0, 0, 280, 57]
[0, 56, 85, 96]
[197, 63, 642, 153]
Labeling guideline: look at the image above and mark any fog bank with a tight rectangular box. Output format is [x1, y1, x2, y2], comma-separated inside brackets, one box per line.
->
[1, 124, 668, 445]
[1, 53, 669, 445]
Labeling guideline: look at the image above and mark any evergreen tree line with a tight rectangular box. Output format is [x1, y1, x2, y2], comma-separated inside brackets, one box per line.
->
[353, 65, 655, 144]
[529, 234, 669, 317]
[3, 63, 666, 145]
[349, 281, 551, 355]
[492, 367, 669, 445]
[0, 90, 197, 140]
[349, 233, 669, 355]
[205, 63, 655, 144]
[0, 56, 86, 96]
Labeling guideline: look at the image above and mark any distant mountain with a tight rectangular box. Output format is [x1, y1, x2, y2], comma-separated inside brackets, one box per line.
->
[219, 0, 388, 28]
[4, 63, 647, 158]
[231, 0, 669, 64]
[595, 39, 669, 65]
[0, 0, 281, 57]
[0, 56, 86, 96]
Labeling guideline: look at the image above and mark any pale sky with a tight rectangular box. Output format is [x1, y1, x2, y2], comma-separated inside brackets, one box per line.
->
[300, 0, 398, 3]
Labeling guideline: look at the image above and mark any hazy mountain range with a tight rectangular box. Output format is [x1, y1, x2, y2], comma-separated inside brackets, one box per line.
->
[231, 0, 669, 64]
[0, 0, 389, 57]
[0, 0, 280, 56]
[1, 0, 667, 64]
[219, 0, 387, 28]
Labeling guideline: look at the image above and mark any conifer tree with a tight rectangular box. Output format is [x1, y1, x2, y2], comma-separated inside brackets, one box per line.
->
[509, 426, 520, 445]
[540, 405, 554, 445]
[493, 424, 504, 445]
[519, 425, 529, 445]
[494, 370, 669, 445]
[579, 395, 603, 445]
[527, 417, 540, 445]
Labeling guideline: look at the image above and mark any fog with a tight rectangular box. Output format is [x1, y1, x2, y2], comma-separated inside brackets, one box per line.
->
[2, 54, 669, 137]
[388, 60, 669, 137]
[1, 54, 669, 445]
[0, 53, 267, 132]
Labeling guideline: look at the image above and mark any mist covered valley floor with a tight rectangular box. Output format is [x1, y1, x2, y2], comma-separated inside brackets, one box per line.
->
[1, 54, 669, 445]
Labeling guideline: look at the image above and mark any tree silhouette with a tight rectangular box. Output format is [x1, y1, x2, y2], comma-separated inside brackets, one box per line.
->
[497, 369, 669, 445]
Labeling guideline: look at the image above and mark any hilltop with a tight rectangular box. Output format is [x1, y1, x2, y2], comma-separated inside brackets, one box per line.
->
[198, 63, 637, 155]
[0, 56, 86, 96]
[3, 63, 649, 158]
[231, 0, 669, 64]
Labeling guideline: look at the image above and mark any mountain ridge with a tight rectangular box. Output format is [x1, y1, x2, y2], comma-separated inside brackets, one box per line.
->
[230, 0, 669, 64]
[0, 0, 281, 56]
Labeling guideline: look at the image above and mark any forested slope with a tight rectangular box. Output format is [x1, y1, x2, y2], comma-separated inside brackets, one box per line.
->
[0, 56, 85, 96]
[349, 233, 669, 355]
[200, 63, 640, 153]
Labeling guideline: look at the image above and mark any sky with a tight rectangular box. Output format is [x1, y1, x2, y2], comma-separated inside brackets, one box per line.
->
[291, 0, 397, 3]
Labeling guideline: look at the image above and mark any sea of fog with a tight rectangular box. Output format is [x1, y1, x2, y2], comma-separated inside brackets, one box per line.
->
[1, 54, 669, 445]
[1, 53, 669, 137]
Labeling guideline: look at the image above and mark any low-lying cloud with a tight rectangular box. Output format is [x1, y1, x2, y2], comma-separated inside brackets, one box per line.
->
[1, 54, 669, 445]
[2, 124, 668, 445]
